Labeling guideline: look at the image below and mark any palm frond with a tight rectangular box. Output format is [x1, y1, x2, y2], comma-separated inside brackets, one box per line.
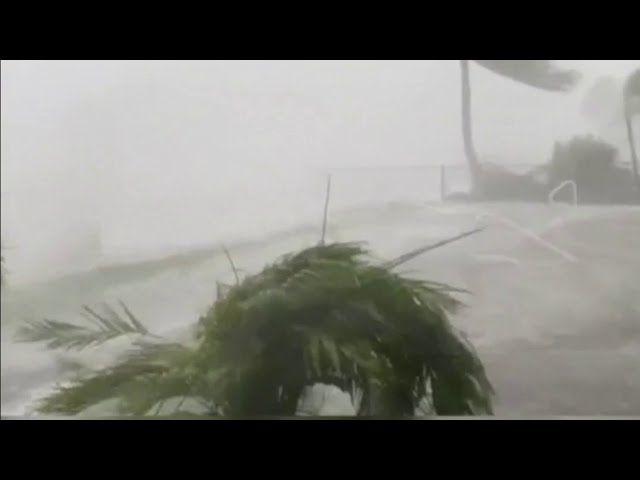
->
[473, 60, 580, 92]
[29, 240, 494, 418]
[118, 301, 149, 335]
[624, 68, 640, 100]
[624, 68, 640, 117]
[16, 302, 152, 351]
[384, 227, 485, 269]
[56, 356, 90, 376]
[216, 281, 233, 300]
[37, 340, 198, 415]
[37, 358, 165, 415]
[195, 241, 493, 416]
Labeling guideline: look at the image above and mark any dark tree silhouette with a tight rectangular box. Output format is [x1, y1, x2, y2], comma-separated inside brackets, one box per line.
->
[459, 60, 580, 193]
[623, 68, 640, 196]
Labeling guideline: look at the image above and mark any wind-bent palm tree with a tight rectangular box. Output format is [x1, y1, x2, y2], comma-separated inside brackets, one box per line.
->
[459, 60, 579, 192]
[18, 235, 493, 417]
[623, 68, 640, 196]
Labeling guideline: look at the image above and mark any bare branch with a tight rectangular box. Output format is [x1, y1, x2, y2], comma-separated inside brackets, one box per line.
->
[320, 174, 332, 245]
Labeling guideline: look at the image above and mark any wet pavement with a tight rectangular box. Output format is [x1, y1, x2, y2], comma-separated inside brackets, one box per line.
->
[2, 203, 640, 417]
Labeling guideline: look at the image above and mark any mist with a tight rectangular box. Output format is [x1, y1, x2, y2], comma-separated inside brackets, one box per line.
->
[2, 60, 635, 283]
[2, 60, 640, 418]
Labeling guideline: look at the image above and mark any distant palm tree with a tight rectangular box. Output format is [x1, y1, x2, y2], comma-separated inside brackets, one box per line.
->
[459, 60, 580, 191]
[623, 68, 640, 195]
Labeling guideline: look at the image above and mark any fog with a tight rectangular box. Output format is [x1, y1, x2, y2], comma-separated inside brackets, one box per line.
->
[1, 60, 639, 417]
[2, 60, 636, 283]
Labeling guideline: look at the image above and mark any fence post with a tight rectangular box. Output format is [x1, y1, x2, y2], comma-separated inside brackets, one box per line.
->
[440, 165, 446, 201]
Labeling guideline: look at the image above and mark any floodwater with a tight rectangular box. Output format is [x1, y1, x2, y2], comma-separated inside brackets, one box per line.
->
[2, 202, 640, 417]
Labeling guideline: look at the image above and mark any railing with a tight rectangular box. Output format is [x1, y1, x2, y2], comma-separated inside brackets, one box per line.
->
[324, 163, 550, 203]
[548, 180, 578, 206]
[471, 253, 520, 265]
[474, 212, 579, 263]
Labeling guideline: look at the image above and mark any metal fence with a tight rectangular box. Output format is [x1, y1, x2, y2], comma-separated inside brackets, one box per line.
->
[325, 164, 542, 203]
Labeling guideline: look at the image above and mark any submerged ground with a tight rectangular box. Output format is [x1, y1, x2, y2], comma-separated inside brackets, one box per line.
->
[2, 202, 639, 417]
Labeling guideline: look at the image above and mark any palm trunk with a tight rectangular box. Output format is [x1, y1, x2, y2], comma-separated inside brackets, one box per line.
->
[356, 382, 415, 416]
[460, 60, 481, 194]
[624, 108, 640, 199]
[0, 242, 5, 287]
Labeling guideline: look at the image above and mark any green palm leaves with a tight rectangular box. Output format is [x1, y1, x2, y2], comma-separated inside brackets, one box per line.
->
[21, 238, 493, 417]
[17, 302, 150, 351]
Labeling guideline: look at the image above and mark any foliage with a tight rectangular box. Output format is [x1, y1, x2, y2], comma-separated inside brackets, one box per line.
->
[548, 135, 637, 204]
[21, 239, 493, 418]
[473, 60, 579, 92]
[624, 68, 640, 104]
[459, 60, 580, 190]
[460, 135, 639, 205]
[549, 135, 617, 180]
[471, 164, 546, 203]
[17, 302, 150, 351]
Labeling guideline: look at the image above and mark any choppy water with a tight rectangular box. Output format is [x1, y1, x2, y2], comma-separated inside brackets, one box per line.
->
[2, 202, 640, 417]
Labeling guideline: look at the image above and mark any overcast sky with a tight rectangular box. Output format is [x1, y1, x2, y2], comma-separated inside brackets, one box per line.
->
[1, 60, 638, 282]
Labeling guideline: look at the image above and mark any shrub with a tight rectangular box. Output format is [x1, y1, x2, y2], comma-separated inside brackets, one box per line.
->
[472, 163, 546, 203]
[547, 135, 637, 204]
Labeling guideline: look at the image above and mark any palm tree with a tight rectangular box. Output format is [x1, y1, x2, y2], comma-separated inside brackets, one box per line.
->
[459, 60, 580, 192]
[18, 235, 493, 417]
[623, 68, 640, 196]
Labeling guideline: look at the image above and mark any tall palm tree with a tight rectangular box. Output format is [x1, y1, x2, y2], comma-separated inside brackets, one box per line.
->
[459, 60, 580, 191]
[623, 68, 640, 196]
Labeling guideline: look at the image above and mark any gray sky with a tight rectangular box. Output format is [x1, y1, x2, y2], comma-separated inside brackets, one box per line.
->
[1, 60, 638, 282]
